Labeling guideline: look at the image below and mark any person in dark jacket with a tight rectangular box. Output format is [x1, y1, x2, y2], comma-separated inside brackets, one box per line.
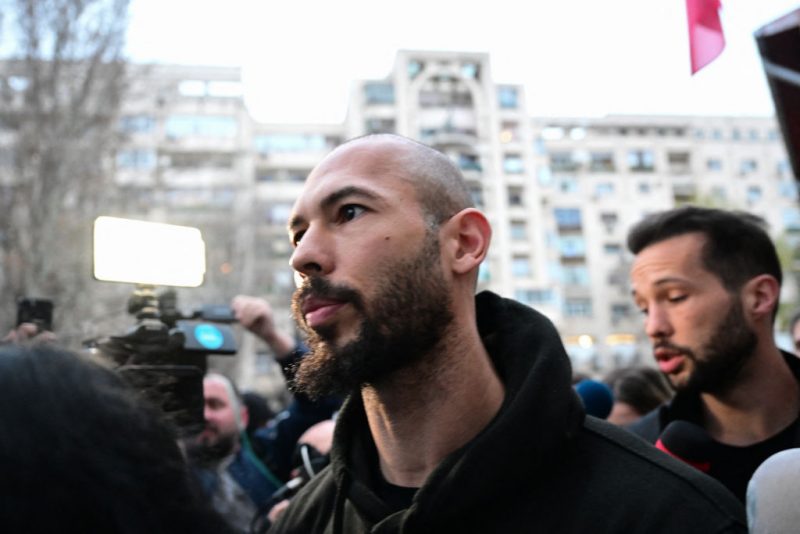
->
[188, 297, 339, 532]
[272, 134, 745, 533]
[0, 344, 235, 534]
[627, 206, 800, 502]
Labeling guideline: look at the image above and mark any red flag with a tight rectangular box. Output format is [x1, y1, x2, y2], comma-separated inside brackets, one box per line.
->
[686, 0, 726, 74]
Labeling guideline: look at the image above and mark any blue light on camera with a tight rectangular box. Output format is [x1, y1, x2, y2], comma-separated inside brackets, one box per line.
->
[194, 324, 225, 350]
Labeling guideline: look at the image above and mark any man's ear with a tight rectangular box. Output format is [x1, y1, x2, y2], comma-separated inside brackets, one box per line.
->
[442, 208, 491, 275]
[743, 274, 780, 322]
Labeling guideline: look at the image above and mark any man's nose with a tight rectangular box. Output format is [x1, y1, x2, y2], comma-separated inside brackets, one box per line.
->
[290, 226, 333, 279]
[644, 305, 674, 340]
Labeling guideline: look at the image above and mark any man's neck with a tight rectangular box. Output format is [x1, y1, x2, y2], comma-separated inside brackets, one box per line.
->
[361, 325, 505, 488]
[701, 346, 800, 446]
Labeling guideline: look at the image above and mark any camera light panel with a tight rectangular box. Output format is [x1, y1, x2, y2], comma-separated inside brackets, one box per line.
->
[93, 216, 206, 287]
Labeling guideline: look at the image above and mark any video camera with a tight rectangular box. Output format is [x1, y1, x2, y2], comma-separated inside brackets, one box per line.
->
[85, 217, 238, 437]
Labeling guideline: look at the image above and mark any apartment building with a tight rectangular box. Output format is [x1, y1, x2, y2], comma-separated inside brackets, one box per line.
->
[19, 51, 795, 388]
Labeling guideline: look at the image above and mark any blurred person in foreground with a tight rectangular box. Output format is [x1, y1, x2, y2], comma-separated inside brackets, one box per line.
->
[0, 343, 233, 534]
[603, 366, 673, 426]
[270, 134, 744, 533]
[628, 206, 800, 502]
[187, 297, 338, 532]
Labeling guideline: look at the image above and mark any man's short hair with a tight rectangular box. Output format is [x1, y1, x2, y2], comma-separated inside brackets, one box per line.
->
[627, 206, 783, 293]
[340, 134, 474, 226]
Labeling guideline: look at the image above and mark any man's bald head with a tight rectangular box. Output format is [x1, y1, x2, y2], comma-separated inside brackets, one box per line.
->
[322, 134, 474, 227]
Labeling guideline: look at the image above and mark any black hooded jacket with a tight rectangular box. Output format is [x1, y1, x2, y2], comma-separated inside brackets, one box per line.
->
[272, 292, 745, 533]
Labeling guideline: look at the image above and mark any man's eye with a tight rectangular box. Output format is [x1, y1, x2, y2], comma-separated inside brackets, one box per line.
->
[291, 230, 305, 246]
[339, 204, 365, 222]
[667, 295, 687, 304]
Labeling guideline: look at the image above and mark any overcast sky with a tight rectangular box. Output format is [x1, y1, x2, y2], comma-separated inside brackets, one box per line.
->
[126, 0, 800, 124]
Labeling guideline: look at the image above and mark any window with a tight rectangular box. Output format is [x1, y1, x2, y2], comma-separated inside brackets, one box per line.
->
[510, 221, 527, 240]
[562, 265, 589, 286]
[559, 178, 578, 194]
[550, 152, 579, 172]
[559, 235, 586, 258]
[267, 203, 293, 225]
[254, 134, 326, 154]
[746, 186, 762, 205]
[595, 182, 615, 197]
[638, 182, 651, 194]
[667, 152, 691, 173]
[748, 129, 759, 141]
[469, 186, 484, 207]
[461, 62, 479, 79]
[364, 83, 395, 105]
[589, 152, 615, 172]
[512, 256, 532, 278]
[167, 151, 233, 169]
[116, 149, 156, 169]
[458, 153, 482, 172]
[498, 86, 518, 109]
[707, 158, 722, 171]
[407, 60, 423, 79]
[780, 181, 798, 200]
[165, 115, 237, 138]
[537, 167, 553, 186]
[712, 129, 722, 140]
[7, 76, 28, 92]
[503, 154, 524, 174]
[514, 289, 554, 306]
[710, 186, 727, 203]
[740, 159, 758, 175]
[604, 243, 622, 255]
[777, 160, 790, 177]
[508, 186, 524, 207]
[119, 115, 155, 133]
[366, 118, 395, 134]
[287, 169, 311, 182]
[600, 212, 618, 233]
[500, 121, 520, 143]
[565, 298, 593, 317]
[768, 129, 780, 141]
[611, 303, 632, 323]
[627, 149, 655, 172]
[554, 208, 582, 230]
[784, 208, 800, 231]
[256, 171, 277, 182]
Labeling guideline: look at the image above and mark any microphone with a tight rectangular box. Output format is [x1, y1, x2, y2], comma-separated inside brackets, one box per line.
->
[655, 420, 714, 473]
[575, 379, 614, 419]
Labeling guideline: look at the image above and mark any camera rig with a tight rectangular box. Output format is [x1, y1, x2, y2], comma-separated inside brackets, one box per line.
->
[85, 284, 237, 436]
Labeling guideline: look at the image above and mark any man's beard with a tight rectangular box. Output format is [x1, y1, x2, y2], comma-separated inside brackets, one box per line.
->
[659, 297, 757, 396]
[184, 429, 238, 466]
[290, 231, 454, 399]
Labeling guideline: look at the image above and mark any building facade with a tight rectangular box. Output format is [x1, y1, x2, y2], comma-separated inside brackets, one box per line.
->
[50, 51, 800, 388]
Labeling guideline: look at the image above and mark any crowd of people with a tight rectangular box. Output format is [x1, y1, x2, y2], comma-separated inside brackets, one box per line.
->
[4, 133, 800, 533]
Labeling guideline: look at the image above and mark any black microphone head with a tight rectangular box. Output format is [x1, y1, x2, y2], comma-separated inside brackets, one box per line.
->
[656, 420, 714, 472]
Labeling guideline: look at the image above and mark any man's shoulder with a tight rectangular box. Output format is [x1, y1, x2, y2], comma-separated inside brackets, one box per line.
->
[571, 417, 745, 531]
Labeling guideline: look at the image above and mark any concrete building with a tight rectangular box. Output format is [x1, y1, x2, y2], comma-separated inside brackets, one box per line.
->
[19, 51, 796, 390]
